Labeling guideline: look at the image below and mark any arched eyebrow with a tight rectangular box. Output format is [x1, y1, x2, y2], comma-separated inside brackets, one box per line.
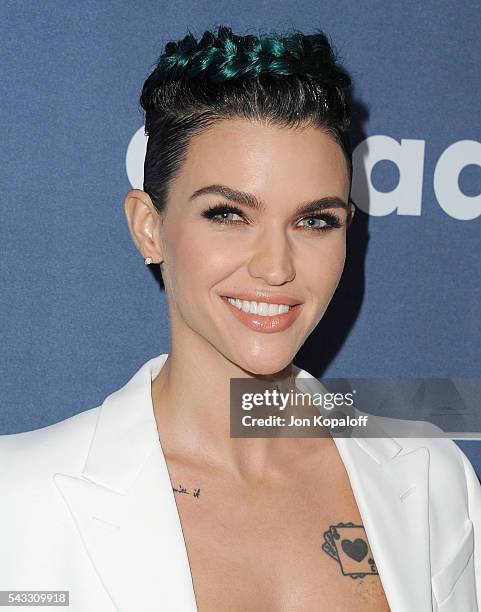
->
[189, 184, 348, 215]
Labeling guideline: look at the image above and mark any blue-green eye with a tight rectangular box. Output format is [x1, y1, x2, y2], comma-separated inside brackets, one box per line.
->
[201, 204, 245, 224]
[298, 217, 327, 230]
[297, 214, 343, 231]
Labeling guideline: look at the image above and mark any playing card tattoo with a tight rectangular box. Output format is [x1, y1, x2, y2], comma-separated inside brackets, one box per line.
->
[322, 522, 378, 578]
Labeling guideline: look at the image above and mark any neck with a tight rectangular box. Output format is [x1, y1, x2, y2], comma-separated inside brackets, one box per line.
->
[151, 335, 330, 482]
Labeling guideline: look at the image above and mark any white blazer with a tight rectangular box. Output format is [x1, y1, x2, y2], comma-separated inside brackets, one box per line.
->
[1, 353, 480, 612]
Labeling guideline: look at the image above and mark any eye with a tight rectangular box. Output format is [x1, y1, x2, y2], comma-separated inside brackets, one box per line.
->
[201, 204, 247, 225]
[297, 213, 343, 232]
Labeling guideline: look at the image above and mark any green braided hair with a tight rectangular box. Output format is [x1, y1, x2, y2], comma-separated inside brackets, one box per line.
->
[140, 25, 352, 214]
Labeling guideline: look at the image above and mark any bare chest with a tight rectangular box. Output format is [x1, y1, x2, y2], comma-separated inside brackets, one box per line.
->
[166, 445, 391, 612]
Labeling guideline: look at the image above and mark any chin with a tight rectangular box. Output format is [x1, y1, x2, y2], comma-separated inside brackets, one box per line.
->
[234, 347, 296, 377]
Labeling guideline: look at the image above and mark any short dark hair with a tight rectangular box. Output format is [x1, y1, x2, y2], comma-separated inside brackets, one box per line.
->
[140, 25, 352, 214]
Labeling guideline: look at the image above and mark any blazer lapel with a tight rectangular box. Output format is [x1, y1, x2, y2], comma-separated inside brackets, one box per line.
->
[295, 370, 433, 612]
[53, 354, 198, 612]
[334, 434, 432, 611]
[53, 353, 433, 612]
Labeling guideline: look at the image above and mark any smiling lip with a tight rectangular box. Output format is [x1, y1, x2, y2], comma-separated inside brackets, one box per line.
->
[219, 291, 302, 306]
[220, 295, 303, 333]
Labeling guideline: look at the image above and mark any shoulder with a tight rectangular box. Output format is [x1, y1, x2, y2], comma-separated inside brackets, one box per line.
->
[368, 412, 480, 511]
[0, 405, 100, 484]
[0, 407, 103, 587]
[373, 412, 474, 471]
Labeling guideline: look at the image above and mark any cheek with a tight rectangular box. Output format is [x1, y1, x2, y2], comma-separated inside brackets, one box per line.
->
[304, 236, 346, 297]
[165, 223, 237, 297]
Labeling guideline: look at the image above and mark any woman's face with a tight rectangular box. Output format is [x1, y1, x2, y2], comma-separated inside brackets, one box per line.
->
[152, 119, 353, 375]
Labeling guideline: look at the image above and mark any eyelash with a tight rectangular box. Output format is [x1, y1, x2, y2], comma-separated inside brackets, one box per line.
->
[201, 204, 343, 232]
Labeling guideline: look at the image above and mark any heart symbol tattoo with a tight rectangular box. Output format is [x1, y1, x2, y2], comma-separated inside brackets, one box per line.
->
[341, 538, 368, 562]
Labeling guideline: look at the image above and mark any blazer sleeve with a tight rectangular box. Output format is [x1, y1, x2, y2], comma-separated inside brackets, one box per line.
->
[458, 446, 481, 607]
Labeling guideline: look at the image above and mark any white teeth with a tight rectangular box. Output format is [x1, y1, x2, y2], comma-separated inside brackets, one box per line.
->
[258, 302, 269, 315]
[268, 303, 278, 316]
[226, 298, 291, 316]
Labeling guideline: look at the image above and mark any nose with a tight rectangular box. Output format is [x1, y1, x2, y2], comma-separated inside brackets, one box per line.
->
[247, 225, 296, 285]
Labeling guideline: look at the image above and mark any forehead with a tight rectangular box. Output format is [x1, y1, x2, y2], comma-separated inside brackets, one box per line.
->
[171, 118, 349, 203]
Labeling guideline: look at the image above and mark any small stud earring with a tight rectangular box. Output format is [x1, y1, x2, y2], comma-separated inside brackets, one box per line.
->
[144, 257, 153, 265]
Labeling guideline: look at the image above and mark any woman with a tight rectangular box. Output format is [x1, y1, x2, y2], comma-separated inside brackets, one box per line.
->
[1, 25, 480, 612]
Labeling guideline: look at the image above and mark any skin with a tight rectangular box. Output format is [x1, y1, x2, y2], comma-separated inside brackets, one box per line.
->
[123, 120, 393, 611]
[124, 118, 355, 479]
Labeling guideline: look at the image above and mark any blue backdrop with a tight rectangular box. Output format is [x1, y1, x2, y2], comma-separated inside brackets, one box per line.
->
[2, 2, 480, 470]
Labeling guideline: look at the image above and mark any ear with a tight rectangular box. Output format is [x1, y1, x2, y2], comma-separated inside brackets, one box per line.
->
[346, 200, 356, 229]
[123, 189, 164, 263]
